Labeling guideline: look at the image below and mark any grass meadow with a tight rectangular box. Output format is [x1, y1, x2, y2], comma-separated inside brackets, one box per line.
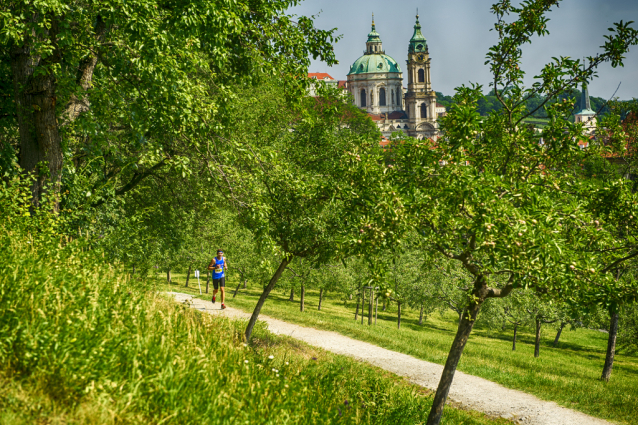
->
[161, 272, 638, 425]
[0, 231, 510, 425]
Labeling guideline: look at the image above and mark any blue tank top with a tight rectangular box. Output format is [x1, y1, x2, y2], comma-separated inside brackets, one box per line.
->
[212, 257, 225, 279]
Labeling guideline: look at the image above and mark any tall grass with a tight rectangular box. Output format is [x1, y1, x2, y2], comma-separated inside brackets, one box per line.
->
[0, 227, 511, 424]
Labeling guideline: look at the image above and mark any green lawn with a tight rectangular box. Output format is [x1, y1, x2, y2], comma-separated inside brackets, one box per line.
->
[161, 273, 638, 425]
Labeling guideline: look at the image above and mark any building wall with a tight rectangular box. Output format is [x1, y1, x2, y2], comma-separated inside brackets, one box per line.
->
[347, 72, 404, 114]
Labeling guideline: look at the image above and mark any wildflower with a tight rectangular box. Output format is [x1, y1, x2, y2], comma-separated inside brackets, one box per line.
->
[337, 407, 342, 416]
[276, 374, 280, 377]
[268, 355, 274, 360]
[272, 368, 276, 372]
[285, 362, 289, 365]
[311, 357, 317, 361]
[244, 360, 249, 364]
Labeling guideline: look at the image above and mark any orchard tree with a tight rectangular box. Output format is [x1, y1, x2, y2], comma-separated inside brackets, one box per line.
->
[212, 81, 396, 341]
[388, 1, 638, 423]
[481, 289, 530, 350]
[582, 98, 638, 381]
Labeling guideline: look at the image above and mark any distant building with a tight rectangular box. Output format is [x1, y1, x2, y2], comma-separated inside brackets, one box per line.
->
[310, 13, 444, 140]
[574, 65, 597, 133]
[307, 73, 340, 96]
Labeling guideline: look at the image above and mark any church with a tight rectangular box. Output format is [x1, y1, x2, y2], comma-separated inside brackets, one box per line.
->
[309, 13, 444, 140]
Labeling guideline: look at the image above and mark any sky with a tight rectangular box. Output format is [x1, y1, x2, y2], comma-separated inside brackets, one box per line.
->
[288, 0, 638, 100]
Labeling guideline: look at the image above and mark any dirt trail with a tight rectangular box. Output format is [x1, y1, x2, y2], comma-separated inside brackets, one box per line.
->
[168, 292, 611, 425]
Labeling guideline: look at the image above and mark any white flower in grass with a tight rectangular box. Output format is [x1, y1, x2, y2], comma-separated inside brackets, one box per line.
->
[272, 368, 276, 372]
[285, 362, 289, 365]
[268, 355, 274, 360]
[244, 360, 249, 364]
[276, 374, 279, 377]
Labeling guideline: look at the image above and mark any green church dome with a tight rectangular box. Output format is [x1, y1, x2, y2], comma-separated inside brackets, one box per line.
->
[348, 54, 401, 75]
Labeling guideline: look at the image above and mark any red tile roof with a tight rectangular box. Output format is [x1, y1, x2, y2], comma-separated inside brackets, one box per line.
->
[308, 72, 334, 80]
[337, 80, 348, 89]
[367, 111, 408, 121]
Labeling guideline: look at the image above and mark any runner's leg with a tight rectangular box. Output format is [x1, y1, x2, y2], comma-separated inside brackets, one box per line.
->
[220, 277, 226, 304]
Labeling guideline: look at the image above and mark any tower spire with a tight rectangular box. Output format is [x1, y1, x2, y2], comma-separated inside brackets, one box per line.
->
[365, 12, 383, 54]
[409, 12, 427, 53]
[578, 60, 594, 114]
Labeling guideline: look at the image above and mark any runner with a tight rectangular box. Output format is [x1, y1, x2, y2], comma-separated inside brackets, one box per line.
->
[208, 249, 228, 309]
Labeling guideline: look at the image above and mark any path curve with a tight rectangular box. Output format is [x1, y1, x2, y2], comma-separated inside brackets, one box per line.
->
[168, 292, 611, 425]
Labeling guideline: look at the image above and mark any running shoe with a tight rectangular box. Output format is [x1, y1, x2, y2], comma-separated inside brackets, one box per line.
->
[212, 295, 216, 304]
[221, 304, 227, 310]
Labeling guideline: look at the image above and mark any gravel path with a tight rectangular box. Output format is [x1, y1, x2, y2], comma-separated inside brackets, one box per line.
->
[168, 292, 612, 425]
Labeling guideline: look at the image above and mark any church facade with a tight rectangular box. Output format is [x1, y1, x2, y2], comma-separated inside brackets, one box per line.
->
[345, 14, 442, 140]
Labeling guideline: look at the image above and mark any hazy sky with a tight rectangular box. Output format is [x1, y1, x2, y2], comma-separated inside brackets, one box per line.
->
[289, 0, 638, 100]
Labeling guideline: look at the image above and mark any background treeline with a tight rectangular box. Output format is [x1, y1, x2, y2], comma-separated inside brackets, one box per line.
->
[436, 89, 620, 118]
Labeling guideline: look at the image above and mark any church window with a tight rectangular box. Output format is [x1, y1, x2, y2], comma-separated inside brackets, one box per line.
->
[418, 69, 425, 82]
[391, 89, 394, 104]
[379, 88, 386, 106]
[397, 89, 401, 106]
[360, 89, 366, 107]
[417, 44, 423, 51]
[421, 103, 427, 118]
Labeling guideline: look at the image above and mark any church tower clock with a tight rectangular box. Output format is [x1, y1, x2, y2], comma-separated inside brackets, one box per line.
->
[405, 13, 438, 139]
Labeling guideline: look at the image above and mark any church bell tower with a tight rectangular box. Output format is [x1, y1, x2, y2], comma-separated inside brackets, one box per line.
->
[405, 13, 437, 138]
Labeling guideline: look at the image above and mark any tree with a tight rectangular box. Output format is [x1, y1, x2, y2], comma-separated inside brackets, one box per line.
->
[210, 81, 391, 341]
[1, 0, 338, 208]
[482, 289, 530, 350]
[388, 2, 638, 424]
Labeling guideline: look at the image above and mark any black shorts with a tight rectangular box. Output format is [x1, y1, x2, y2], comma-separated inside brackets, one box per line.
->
[213, 277, 225, 289]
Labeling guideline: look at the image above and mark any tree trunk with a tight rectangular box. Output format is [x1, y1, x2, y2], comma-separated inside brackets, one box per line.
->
[355, 296, 359, 321]
[11, 24, 64, 209]
[245, 257, 292, 341]
[534, 319, 542, 358]
[553, 322, 566, 347]
[512, 324, 518, 351]
[349, 293, 352, 300]
[375, 294, 378, 325]
[382, 298, 386, 311]
[419, 303, 424, 325]
[601, 311, 619, 382]
[318, 288, 323, 311]
[243, 279, 247, 289]
[205, 271, 210, 294]
[185, 265, 192, 287]
[397, 301, 401, 329]
[368, 290, 373, 325]
[361, 290, 365, 325]
[458, 309, 463, 322]
[167, 269, 171, 284]
[300, 284, 305, 312]
[289, 287, 294, 302]
[426, 298, 483, 425]
[233, 283, 241, 298]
